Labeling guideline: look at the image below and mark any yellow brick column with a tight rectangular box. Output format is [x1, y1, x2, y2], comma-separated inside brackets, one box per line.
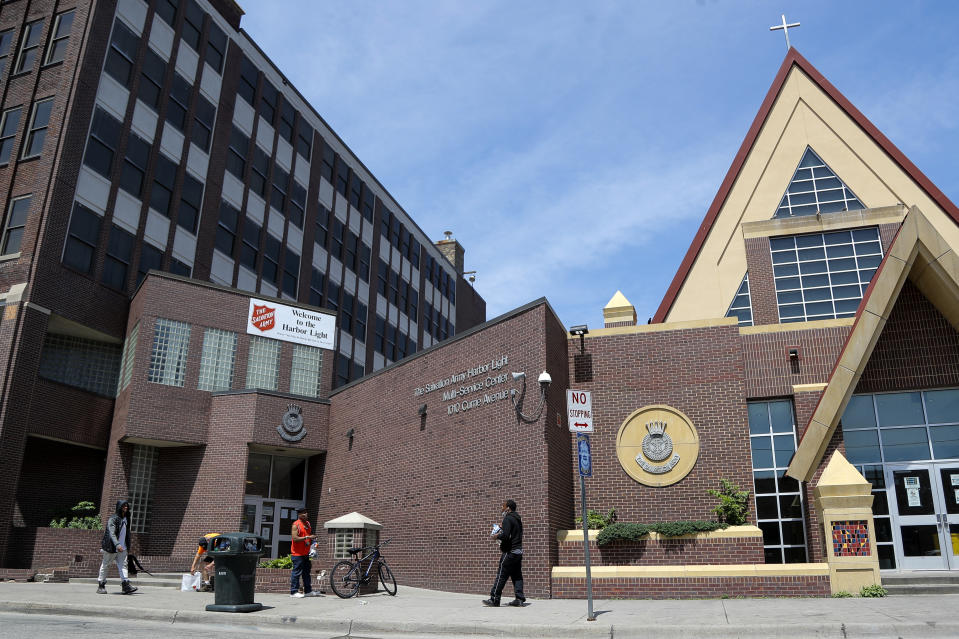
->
[814, 450, 881, 595]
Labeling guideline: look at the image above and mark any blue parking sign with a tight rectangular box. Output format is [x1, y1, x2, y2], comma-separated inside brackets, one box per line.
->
[577, 433, 592, 477]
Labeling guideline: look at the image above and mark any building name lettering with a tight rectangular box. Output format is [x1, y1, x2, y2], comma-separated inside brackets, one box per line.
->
[413, 355, 508, 397]
[412, 355, 513, 416]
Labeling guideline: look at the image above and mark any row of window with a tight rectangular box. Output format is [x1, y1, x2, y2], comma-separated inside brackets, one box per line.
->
[316, 205, 371, 283]
[372, 314, 417, 363]
[0, 9, 74, 81]
[153, 0, 227, 73]
[146, 318, 326, 397]
[0, 96, 53, 165]
[226, 125, 308, 228]
[238, 53, 313, 160]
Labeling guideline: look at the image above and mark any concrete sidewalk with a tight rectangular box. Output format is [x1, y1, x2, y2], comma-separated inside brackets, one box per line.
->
[0, 581, 955, 638]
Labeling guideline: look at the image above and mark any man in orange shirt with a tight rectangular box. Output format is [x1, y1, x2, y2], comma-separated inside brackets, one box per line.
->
[190, 533, 219, 590]
[290, 507, 320, 597]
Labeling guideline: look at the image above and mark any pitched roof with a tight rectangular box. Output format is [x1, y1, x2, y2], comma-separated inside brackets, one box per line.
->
[652, 49, 959, 324]
[786, 206, 959, 482]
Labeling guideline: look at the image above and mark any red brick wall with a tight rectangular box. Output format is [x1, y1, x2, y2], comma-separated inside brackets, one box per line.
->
[552, 574, 830, 599]
[741, 326, 850, 398]
[744, 236, 778, 326]
[558, 535, 764, 566]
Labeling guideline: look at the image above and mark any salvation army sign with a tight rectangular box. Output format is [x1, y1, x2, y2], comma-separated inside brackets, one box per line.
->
[246, 298, 336, 350]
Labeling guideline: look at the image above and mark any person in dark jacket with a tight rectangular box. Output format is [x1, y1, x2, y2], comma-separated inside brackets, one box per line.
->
[483, 499, 525, 607]
[97, 500, 138, 594]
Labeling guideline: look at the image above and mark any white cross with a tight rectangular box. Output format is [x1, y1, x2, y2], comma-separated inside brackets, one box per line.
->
[769, 14, 800, 50]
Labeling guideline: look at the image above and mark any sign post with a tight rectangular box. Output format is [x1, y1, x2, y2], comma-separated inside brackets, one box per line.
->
[576, 433, 596, 622]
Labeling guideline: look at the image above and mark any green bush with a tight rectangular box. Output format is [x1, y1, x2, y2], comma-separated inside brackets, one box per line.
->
[575, 508, 617, 529]
[596, 520, 729, 546]
[707, 479, 750, 525]
[831, 590, 853, 598]
[859, 584, 887, 598]
[49, 501, 102, 530]
[258, 555, 293, 569]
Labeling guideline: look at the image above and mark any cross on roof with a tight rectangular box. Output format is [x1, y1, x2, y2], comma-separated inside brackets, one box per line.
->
[769, 14, 800, 50]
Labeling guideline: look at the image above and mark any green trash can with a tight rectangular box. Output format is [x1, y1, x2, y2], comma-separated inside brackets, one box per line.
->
[204, 533, 265, 613]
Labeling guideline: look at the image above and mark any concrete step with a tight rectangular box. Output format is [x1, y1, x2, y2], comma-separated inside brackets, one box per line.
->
[885, 583, 959, 596]
[882, 572, 959, 586]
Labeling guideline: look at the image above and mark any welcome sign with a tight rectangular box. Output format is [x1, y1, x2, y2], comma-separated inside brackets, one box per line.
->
[246, 298, 336, 350]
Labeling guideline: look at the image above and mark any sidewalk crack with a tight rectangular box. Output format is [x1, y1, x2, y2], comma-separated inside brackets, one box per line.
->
[171, 610, 178, 625]
[721, 601, 730, 624]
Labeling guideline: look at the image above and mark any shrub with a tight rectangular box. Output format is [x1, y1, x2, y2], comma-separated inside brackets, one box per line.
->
[575, 508, 617, 530]
[707, 479, 750, 525]
[595, 520, 729, 546]
[832, 590, 853, 598]
[859, 584, 887, 598]
[49, 501, 102, 530]
[258, 555, 293, 569]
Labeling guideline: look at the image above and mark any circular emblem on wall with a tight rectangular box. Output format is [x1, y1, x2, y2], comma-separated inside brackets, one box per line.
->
[616, 405, 699, 487]
[277, 403, 307, 442]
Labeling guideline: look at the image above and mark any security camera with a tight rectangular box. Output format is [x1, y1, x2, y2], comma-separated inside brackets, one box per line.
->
[511, 372, 526, 381]
[537, 371, 552, 385]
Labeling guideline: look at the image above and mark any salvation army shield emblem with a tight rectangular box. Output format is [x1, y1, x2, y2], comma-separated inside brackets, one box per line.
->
[251, 304, 275, 331]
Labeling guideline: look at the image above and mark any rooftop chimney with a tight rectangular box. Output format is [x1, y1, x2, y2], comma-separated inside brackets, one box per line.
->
[435, 231, 465, 276]
[603, 291, 637, 328]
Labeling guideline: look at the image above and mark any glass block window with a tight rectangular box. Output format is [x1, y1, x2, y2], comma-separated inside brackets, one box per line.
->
[197, 328, 237, 391]
[748, 400, 808, 564]
[771, 227, 883, 323]
[37, 333, 122, 397]
[334, 531, 353, 559]
[129, 445, 158, 533]
[775, 148, 865, 218]
[725, 273, 753, 326]
[117, 322, 138, 393]
[147, 318, 191, 386]
[246, 335, 280, 390]
[290, 344, 322, 397]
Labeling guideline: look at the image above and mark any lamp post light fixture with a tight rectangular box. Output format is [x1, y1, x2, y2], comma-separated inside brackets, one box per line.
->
[509, 370, 552, 422]
[569, 324, 589, 353]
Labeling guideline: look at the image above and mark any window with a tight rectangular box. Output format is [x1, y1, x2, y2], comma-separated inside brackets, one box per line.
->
[150, 153, 177, 216]
[330, 218, 343, 260]
[137, 242, 163, 285]
[104, 19, 138, 87]
[128, 445, 158, 533]
[1, 195, 30, 254]
[259, 80, 277, 124]
[245, 453, 306, 500]
[117, 322, 138, 393]
[63, 203, 101, 273]
[192, 94, 215, 151]
[0, 29, 14, 76]
[44, 9, 74, 65]
[205, 21, 226, 73]
[776, 148, 864, 218]
[147, 318, 191, 386]
[278, 101, 295, 143]
[197, 328, 237, 391]
[282, 248, 299, 297]
[156, 0, 178, 26]
[170, 257, 191, 276]
[334, 531, 354, 559]
[181, 0, 205, 51]
[21, 97, 52, 159]
[238, 55, 258, 105]
[335, 352, 350, 387]
[84, 108, 121, 177]
[407, 289, 417, 320]
[349, 174, 362, 208]
[410, 236, 420, 268]
[226, 126, 249, 178]
[215, 200, 238, 255]
[355, 300, 367, 339]
[240, 220, 259, 271]
[320, 142, 334, 182]
[270, 163, 287, 212]
[138, 48, 166, 110]
[340, 292, 353, 334]
[376, 259, 387, 297]
[335, 158, 348, 197]
[249, 146, 269, 196]
[296, 121, 312, 160]
[309, 268, 324, 306]
[246, 335, 279, 390]
[101, 224, 135, 290]
[290, 344, 322, 397]
[289, 179, 306, 227]
[326, 281, 339, 311]
[0, 107, 22, 164]
[166, 72, 191, 131]
[315, 206, 329, 247]
[358, 242, 371, 283]
[360, 184, 374, 223]
[771, 227, 883, 323]
[262, 234, 280, 284]
[343, 230, 357, 272]
[119, 132, 150, 197]
[374, 314, 385, 354]
[14, 19, 44, 74]
[177, 173, 203, 233]
[725, 273, 753, 326]
[748, 400, 807, 564]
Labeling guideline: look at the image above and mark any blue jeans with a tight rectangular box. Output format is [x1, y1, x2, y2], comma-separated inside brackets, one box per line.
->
[290, 555, 312, 594]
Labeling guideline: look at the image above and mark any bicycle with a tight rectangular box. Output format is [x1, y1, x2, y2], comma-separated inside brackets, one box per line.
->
[329, 538, 397, 598]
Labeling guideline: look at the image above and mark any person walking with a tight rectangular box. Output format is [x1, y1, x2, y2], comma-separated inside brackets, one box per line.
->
[290, 506, 320, 597]
[484, 499, 525, 607]
[97, 500, 138, 594]
[190, 532, 220, 591]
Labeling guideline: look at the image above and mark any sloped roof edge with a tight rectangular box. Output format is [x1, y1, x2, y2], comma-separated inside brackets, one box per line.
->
[652, 48, 959, 324]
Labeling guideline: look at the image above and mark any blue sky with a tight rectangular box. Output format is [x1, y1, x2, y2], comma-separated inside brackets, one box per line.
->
[239, 1, 959, 329]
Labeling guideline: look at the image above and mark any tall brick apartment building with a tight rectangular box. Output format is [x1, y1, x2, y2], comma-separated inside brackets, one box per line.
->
[1, 2, 957, 602]
[0, 0, 485, 568]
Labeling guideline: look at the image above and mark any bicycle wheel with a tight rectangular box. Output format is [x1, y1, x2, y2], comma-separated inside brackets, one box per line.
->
[330, 560, 360, 598]
[378, 561, 397, 596]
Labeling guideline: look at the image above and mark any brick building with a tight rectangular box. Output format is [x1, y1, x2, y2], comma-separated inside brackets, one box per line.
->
[0, 0, 957, 602]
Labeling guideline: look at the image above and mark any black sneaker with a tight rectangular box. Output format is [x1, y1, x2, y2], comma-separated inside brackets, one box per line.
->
[507, 599, 525, 607]
[121, 581, 137, 595]
[482, 598, 499, 607]
[96, 582, 106, 594]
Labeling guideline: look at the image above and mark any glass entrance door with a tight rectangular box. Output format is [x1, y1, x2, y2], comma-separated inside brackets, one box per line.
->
[242, 496, 304, 559]
[887, 463, 959, 570]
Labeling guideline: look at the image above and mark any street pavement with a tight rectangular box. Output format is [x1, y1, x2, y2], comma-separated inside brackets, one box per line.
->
[0, 581, 956, 638]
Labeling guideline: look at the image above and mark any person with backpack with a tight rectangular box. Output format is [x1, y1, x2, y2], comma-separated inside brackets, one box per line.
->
[97, 500, 138, 595]
[483, 499, 525, 607]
